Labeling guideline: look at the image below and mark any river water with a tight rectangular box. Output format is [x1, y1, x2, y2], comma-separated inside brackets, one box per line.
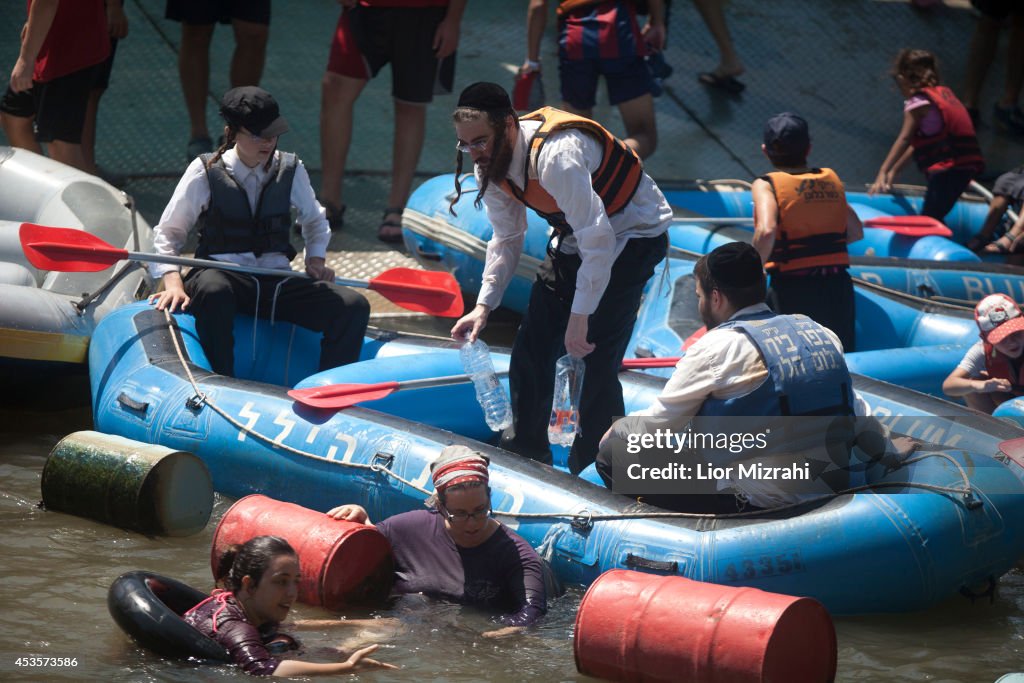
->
[2, 422, 1024, 683]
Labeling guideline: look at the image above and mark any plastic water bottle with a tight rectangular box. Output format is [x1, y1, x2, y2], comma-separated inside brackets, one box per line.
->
[460, 339, 513, 432]
[548, 354, 585, 447]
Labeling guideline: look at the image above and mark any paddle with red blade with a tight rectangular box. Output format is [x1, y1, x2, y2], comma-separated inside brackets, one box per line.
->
[674, 214, 952, 237]
[19, 223, 464, 317]
[288, 357, 685, 409]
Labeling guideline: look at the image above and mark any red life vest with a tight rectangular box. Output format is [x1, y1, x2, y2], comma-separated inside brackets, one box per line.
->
[762, 168, 850, 273]
[983, 341, 1024, 394]
[910, 86, 984, 176]
[497, 107, 643, 234]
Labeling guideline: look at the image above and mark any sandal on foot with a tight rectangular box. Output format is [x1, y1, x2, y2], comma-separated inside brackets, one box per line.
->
[697, 71, 745, 95]
[378, 206, 404, 243]
[322, 200, 346, 232]
[984, 236, 1013, 254]
[186, 136, 213, 161]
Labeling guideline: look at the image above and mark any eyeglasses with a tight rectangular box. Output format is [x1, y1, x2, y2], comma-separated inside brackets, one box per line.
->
[455, 137, 491, 154]
[439, 506, 491, 523]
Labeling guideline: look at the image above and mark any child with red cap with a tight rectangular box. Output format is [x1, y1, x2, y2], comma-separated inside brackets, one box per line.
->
[942, 293, 1024, 413]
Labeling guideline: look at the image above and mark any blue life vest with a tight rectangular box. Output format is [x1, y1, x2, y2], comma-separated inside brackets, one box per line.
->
[697, 310, 854, 418]
[195, 152, 297, 261]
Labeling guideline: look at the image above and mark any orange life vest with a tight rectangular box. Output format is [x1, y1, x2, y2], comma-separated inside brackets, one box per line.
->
[762, 168, 850, 273]
[983, 341, 1024, 394]
[910, 86, 985, 176]
[497, 107, 643, 234]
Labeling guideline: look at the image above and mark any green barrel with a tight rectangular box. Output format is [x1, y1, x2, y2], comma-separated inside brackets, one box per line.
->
[41, 431, 213, 536]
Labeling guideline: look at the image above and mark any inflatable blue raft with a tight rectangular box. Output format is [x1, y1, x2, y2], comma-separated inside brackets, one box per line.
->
[629, 254, 978, 398]
[403, 175, 979, 396]
[89, 301, 1024, 614]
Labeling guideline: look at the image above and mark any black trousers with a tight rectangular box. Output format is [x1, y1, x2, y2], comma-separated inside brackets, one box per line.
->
[183, 268, 370, 377]
[768, 269, 856, 352]
[500, 233, 667, 474]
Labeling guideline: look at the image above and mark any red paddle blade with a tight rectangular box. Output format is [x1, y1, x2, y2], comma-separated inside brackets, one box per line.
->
[682, 326, 708, 350]
[20, 223, 128, 272]
[620, 357, 681, 369]
[864, 215, 953, 237]
[999, 437, 1024, 468]
[287, 380, 401, 409]
[368, 268, 464, 318]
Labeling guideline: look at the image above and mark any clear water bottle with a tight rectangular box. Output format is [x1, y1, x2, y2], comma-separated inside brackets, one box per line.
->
[548, 354, 585, 447]
[460, 339, 513, 432]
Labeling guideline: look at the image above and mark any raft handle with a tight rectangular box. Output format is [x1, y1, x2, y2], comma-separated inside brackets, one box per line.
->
[963, 492, 983, 510]
[370, 452, 395, 473]
[185, 393, 207, 411]
[625, 553, 680, 573]
[415, 245, 443, 262]
[959, 576, 996, 604]
[116, 392, 149, 414]
[571, 509, 594, 531]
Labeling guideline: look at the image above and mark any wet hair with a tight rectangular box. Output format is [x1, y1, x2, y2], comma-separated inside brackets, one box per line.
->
[694, 252, 766, 311]
[891, 49, 941, 91]
[436, 480, 490, 509]
[214, 535, 297, 592]
[450, 108, 517, 215]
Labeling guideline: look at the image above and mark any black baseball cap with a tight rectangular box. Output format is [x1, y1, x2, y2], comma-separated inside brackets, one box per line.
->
[763, 112, 810, 159]
[220, 86, 289, 137]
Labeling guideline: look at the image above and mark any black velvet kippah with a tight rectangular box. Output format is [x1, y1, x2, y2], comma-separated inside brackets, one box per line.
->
[707, 242, 763, 288]
[457, 82, 514, 112]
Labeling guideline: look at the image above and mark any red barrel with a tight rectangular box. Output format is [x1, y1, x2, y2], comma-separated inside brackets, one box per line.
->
[574, 569, 836, 683]
[212, 495, 393, 611]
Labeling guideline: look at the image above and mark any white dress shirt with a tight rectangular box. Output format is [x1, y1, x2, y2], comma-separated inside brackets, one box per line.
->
[150, 149, 330, 280]
[475, 120, 673, 315]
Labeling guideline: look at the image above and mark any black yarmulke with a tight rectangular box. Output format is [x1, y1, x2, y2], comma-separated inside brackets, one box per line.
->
[707, 242, 763, 287]
[457, 82, 514, 113]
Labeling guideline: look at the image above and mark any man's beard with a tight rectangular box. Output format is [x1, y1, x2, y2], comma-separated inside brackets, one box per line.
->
[480, 132, 514, 183]
[699, 297, 719, 329]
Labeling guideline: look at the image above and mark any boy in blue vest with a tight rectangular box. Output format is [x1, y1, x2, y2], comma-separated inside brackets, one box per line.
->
[149, 87, 369, 377]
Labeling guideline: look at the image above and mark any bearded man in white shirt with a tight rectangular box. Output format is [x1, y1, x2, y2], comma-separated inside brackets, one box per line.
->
[149, 87, 370, 377]
[449, 82, 671, 474]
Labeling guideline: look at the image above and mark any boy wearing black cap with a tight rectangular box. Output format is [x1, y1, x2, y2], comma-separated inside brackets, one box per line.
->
[751, 112, 863, 352]
[149, 86, 370, 378]
[598, 242, 856, 510]
[449, 82, 671, 474]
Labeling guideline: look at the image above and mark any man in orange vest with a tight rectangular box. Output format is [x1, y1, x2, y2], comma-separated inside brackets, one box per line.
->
[449, 82, 670, 474]
[751, 112, 864, 352]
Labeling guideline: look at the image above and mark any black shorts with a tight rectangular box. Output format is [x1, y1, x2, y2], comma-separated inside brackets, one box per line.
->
[0, 64, 98, 143]
[93, 39, 120, 91]
[993, 166, 1024, 203]
[971, 0, 1021, 21]
[329, 5, 455, 103]
[165, 0, 271, 25]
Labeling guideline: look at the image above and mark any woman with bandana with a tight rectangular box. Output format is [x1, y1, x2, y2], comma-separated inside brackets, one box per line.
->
[326, 445, 547, 633]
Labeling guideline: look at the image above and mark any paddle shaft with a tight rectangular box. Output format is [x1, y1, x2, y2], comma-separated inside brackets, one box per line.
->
[673, 216, 752, 225]
[122, 250, 371, 288]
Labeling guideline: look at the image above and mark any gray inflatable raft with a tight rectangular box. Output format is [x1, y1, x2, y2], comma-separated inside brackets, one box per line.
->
[0, 147, 153, 393]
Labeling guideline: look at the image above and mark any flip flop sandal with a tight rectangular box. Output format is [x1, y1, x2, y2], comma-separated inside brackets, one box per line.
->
[697, 72, 745, 95]
[378, 206, 404, 244]
[984, 236, 1013, 254]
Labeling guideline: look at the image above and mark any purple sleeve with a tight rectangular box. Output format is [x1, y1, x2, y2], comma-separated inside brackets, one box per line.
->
[215, 615, 282, 676]
[185, 600, 281, 676]
[496, 529, 547, 627]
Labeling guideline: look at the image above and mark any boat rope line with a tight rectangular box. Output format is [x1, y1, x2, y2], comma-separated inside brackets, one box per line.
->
[161, 309, 432, 496]
[161, 311, 977, 524]
[849, 276, 975, 311]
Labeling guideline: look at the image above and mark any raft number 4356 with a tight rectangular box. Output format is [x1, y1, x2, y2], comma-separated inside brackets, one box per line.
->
[721, 551, 805, 582]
